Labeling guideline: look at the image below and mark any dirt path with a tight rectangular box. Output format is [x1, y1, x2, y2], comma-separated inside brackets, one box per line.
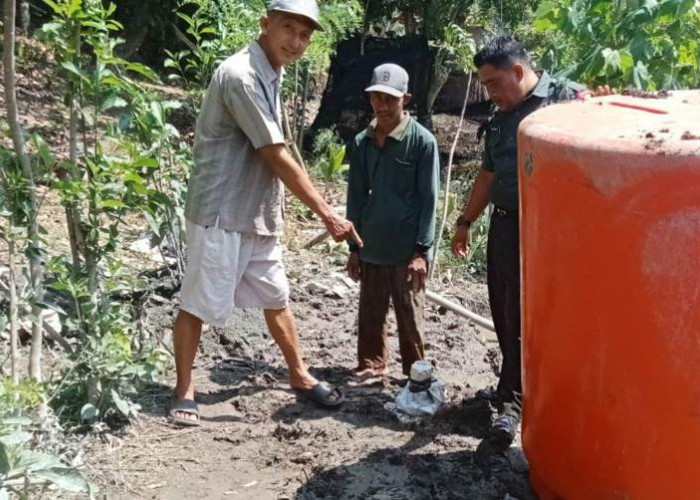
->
[84, 249, 534, 500]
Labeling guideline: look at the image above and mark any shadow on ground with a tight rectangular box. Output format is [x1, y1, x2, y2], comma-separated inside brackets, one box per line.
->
[294, 444, 534, 500]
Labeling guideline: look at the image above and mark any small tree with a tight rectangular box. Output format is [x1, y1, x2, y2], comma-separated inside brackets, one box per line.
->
[3, 0, 46, 381]
[429, 25, 476, 279]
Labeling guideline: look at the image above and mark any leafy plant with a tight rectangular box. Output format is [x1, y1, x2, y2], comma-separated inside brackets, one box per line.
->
[0, 415, 92, 498]
[312, 128, 349, 188]
[46, 256, 170, 425]
[466, 211, 489, 274]
[0, 379, 93, 498]
[436, 164, 490, 277]
[533, 0, 700, 89]
[0, 378, 44, 418]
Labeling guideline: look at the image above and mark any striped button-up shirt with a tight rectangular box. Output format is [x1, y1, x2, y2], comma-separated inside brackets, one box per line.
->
[185, 41, 286, 235]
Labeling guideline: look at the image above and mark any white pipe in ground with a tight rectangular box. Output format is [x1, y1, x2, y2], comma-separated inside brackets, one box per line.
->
[425, 290, 495, 332]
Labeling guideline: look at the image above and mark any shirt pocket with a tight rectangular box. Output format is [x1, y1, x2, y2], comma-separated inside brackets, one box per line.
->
[394, 156, 415, 195]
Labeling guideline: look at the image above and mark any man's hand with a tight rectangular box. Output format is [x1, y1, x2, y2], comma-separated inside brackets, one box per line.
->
[578, 85, 615, 100]
[451, 225, 470, 258]
[407, 254, 427, 293]
[347, 251, 361, 282]
[323, 211, 363, 247]
[593, 84, 614, 97]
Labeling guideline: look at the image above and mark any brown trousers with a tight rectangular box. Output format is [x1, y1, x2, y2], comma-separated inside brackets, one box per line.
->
[357, 262, 425, 375]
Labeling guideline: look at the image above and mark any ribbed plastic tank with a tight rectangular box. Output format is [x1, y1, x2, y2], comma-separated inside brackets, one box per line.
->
[518, 90, 700, 499]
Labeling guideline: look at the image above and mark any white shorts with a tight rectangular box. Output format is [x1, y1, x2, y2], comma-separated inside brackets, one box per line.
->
[179, 220, 289, 327]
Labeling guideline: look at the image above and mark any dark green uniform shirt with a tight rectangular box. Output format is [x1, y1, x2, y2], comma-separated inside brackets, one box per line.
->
[347, 114, 440, 265]
[482, 71, 584, 209]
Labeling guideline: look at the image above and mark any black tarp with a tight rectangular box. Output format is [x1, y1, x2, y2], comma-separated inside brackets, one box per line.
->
[310, 35, 492, 143]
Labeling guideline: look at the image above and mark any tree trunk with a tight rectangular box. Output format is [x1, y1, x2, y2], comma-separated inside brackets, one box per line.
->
[63, 98, 83, 269]
[425, 52, 452, 127]
[292, 62, 299, 145]
[28, 257, 45, 381]
[7, 231, 19, 383]
[18, 0, 28, 33]
[64, 24, 85, 270]
[116, 0, 149, 59]
[4, 0, 44, 381]
[360, 0, 371, 56]
[430, 73, 472, 279]
[296, 65, 310, 153]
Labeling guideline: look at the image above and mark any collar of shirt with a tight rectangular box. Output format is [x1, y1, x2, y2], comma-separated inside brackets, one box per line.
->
[496, 71, 551, 117]
[367, 112, 411, 141]
[249, 40, 285, 86]
[529, 70, 551, 99]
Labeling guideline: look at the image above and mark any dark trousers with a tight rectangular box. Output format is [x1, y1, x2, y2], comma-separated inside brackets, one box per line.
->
[357, 262, 425, 375]
[487, 208, 522, 416]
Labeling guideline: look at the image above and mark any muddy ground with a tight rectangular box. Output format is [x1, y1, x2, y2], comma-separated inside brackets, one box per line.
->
[82, 244, 534, 500]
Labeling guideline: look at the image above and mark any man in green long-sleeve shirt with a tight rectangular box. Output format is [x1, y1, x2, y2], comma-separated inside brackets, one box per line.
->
[346, 63, 440, 380]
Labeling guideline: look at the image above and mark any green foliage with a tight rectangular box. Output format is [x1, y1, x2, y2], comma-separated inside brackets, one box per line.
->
[312, 128, 349, 184]
[440, 23, 478, 73]
[301, 0, 363, 73]
[0, 152, 32, 229]
[165, 0, 362, 93]
[0, 416, 93, 497]
[363, 0, 474, 44]
[437, 164, 489, 276]
[0, 379, 93, 498]
[465, 211, 489, 274]
[39, 0, 189, 282]
[43, 253, 170, 425]
[473, 0, 541, 29]
[533, 0, 700, 89]
[0, 379, 44, 418]
[164, 0, 266, 88]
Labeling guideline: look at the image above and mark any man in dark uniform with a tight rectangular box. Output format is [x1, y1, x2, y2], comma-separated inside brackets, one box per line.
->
[451, 36, 606, 447]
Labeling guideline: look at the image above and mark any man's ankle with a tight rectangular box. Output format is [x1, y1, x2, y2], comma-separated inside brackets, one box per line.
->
[174, 385, 194, 400]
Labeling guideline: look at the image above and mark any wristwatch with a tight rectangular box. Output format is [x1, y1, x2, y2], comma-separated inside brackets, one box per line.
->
[456, 215, 472, 228]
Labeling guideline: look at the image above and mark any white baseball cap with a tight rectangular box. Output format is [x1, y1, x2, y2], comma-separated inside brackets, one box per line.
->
[365, 63, 410, 98]
[268, 0, 324, 31]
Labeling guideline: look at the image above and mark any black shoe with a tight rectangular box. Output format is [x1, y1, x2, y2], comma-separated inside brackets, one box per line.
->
[476, 386, 502, 404]
[487, 411, 520, 448]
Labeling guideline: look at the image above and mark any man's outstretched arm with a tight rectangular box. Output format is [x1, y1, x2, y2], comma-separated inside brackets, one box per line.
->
[259, 144, 363, 247]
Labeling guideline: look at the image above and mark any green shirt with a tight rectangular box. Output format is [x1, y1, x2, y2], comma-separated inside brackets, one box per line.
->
[347, 114, 440, 266]
[482, 71, 584, 210]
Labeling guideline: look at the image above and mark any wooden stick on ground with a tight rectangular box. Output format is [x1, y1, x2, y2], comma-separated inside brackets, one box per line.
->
[302, 230, 330, 249]
[282, 104, 307, 172]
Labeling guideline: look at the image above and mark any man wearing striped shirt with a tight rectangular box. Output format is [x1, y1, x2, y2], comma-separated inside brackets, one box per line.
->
[169, 0, 361, 426]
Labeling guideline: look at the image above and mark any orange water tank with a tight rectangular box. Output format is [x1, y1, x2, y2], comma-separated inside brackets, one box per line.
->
[519, 91, 700, 499]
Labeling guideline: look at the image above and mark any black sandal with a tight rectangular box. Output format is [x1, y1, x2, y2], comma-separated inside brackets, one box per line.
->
[168, 397, 201, 427]
[294, 383, 346, 408]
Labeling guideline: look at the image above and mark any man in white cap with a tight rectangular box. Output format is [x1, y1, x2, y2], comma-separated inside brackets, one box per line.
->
[169, 0, 362, 426]
[346, 63, 440, 381]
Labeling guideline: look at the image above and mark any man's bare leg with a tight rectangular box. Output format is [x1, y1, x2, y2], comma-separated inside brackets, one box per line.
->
[264, 307, 318, 390]
[172, 309, 203, 422]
